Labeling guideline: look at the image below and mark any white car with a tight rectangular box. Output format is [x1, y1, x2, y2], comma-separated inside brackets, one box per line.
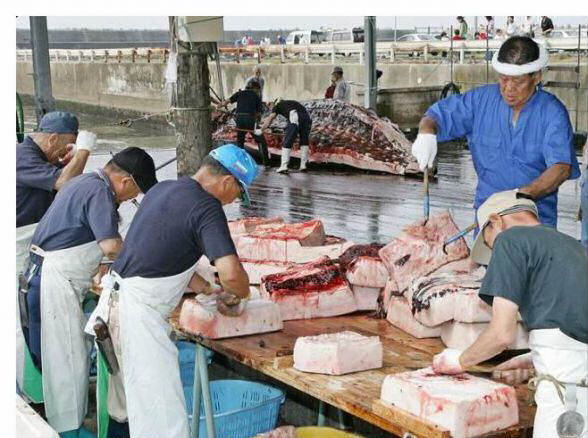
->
[396, 33, 438, 42]
[545, 29, 584, 39]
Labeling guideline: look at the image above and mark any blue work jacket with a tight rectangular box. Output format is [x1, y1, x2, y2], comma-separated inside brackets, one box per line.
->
[426, 84, 580, 227]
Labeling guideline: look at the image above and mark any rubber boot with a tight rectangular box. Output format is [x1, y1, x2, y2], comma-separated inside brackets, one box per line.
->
[276, 148, 291, 174]
[299, 145, 309, 172]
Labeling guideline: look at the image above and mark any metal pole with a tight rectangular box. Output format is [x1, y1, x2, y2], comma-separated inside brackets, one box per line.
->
[215, 43, 225, 101]
[364, 16, 377, 111]
[575, 24, 580, 133]
[394, 17, 397, 42]
[486, 25, 489, 84]
[450, 25, 454, 85]
[29, 16, 55, 127]
[197, 345, 216, 438]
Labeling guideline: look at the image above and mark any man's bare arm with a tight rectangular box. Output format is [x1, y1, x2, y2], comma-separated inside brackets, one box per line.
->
[459, 297, 520, 369]
[214, 254, 250, 299]
[519, 163, 571, 200]
[54, 150, 90, 191]
[260, 113, 277, 131]
[418, 116, 438, 135]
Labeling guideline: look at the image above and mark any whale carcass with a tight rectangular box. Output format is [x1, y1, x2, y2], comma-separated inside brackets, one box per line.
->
[212, 99, 420, 175]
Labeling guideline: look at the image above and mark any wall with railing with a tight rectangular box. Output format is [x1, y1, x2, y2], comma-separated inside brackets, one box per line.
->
[15, 37, 587, 65]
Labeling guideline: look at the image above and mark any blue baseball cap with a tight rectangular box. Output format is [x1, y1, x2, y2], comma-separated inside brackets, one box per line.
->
[209, 144, 258, 207]
[38, 111, 79, 134]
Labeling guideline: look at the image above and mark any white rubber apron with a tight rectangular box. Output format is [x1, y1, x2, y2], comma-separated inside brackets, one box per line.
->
[38, 241, 103, 432]
[530, 329, 588, 438]
[16, 223, 37, 390]
[117, 263, 197, 438]
[84, 272, 128, 438]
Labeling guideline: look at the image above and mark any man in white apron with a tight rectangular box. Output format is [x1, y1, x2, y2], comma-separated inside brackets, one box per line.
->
[432, 190, 588, 438]
[20, 147, 157, 437]
[93, 144, 256, 438]
[17, 111, 95, 398]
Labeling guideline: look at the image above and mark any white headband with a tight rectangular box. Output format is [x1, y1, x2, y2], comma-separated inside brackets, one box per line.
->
[492, 44, 549, 76]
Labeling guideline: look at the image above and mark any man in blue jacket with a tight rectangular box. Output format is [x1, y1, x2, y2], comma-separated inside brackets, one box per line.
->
[412, 36, 580, 228]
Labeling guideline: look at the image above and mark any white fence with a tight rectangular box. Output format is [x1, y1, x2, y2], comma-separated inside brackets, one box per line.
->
[15, 38, 587, 65]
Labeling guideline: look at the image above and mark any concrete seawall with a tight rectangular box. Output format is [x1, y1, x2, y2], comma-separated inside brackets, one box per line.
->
[16, 61, 588, 131]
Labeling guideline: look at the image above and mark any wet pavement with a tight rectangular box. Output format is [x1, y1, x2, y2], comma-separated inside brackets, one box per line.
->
[22, 105, 583, 244]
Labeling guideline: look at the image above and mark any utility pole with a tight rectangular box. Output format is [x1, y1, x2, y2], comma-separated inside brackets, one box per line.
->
[364, 16, 377, 111]
[29, 16, 55, 127]
[170, 16, 217, 176]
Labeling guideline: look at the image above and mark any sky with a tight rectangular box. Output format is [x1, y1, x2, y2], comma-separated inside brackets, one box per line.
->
[15, 16, 588, 31]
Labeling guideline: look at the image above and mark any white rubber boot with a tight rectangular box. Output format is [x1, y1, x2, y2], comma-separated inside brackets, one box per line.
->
[276, 148, 291, 174]
[299, 145, 309, 172]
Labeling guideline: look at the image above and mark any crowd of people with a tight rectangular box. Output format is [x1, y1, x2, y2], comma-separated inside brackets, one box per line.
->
[450, 16, 557, 41]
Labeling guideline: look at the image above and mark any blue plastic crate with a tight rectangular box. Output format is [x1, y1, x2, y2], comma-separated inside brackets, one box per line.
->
[184, 379, 285, 438]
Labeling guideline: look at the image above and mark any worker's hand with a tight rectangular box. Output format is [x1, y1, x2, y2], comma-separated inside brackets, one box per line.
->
[59, 144, 75, 165]
[411, 133, 437, 171]
[75, 130, 97, 152]
[432, 348, 464, 374]
[492, 352, 534, 385]
[216, 292, 244, 317]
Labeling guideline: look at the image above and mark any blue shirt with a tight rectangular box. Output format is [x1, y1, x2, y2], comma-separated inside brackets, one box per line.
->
[426, 84, 580, 227]
[16, 137, 62, 227]
[113, 177, 237, 279]
[31, 171, 120, 251]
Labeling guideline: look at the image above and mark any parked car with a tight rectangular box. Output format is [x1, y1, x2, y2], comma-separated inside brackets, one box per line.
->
[396, 33, 438, 42]
[547, 29, 580, 38]
[285, 30, 323, 45]
[323, 27, 365, 44]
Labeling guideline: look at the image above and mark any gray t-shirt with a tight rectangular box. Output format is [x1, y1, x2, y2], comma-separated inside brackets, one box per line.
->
[333, 79, 350, 102]
[479, 225, 588, 344]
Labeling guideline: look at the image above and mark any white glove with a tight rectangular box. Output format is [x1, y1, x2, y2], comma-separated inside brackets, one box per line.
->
[288, 110, 299, 126]
[75, 130, 97, 152]
[432, 348, 464, 374]
[411, 133, 437, 171]
[254, 128, 262, 136]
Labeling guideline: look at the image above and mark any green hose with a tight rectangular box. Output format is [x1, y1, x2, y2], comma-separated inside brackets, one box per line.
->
[16, 92, 25, 143]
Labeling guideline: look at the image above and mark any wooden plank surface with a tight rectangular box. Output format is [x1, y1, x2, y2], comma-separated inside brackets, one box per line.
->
[170, 304, 535, 438]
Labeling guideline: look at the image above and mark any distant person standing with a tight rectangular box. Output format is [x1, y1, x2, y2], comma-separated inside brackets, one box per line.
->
[506, 16, 517, 37]
[457, 16, 469, 40]
[331, 66, 350, 102]
[485, 16, 495, 38]
[245, 66, 265, 100]
[521, 16, 536, 37]
[324, 77, 336, 99]
[278, 34, 286, 45]
[541, 16, 554, 37]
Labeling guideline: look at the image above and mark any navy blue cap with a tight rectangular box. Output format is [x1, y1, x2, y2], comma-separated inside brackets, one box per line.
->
[112, 147, 158, 194]
[38, 111, 79, 134]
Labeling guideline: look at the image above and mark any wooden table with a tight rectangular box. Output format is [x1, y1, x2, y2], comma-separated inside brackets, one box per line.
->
[170, 306, 535, 438]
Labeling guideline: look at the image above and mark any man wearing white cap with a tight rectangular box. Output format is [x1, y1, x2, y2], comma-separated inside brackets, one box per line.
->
[412, 36, 580, 229]
[432, 190, 587, 438]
